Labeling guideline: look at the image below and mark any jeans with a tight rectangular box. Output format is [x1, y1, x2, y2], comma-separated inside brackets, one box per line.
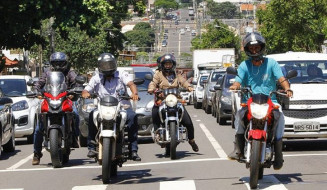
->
[33, 103, 80, 153]
[152, 105, 195, 140]
[87, 108, 139, 152]
[234, 103, 285, 140]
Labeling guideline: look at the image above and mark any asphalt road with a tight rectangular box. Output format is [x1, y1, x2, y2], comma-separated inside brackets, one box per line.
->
[1, 105, 327, 190]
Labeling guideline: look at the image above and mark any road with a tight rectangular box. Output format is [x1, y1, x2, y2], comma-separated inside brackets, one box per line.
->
[1, 105, 327, 190]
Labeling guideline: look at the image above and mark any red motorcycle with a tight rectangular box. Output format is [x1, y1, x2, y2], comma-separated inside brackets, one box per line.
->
[227, 67, 297, 189]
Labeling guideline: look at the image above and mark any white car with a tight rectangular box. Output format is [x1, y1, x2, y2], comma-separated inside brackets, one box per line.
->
[0, 75, 39, 144]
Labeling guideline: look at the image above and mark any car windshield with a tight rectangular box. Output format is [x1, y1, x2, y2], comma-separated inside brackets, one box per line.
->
[135, 72, 152, 91]
[199, 75, 208, 85]
[224, 74, 236, 88]
[211, 72, 224, 82]
[279, 61, 327, 84]
[0, 79, 27, 97]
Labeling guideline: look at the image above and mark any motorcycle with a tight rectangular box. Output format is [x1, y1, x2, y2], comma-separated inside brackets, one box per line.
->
[88, 78, 144, 184]
[77, 97, 96, 147]
[227, 67, 297, 189]
[154, 88, 188, 160]
[27, 72, 84, 168]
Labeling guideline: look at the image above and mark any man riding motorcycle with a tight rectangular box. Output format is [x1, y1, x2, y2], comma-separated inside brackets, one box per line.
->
[81, 53, 141, 161]
[228, 32, 293, 170]
[32, 52, 80, 165]
[148, 54, 199, 154]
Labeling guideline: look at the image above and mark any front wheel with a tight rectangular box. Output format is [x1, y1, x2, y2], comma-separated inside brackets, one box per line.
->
[169, 121, 177, 160]
[102, 137, 114, 184]
[49, 129, 63, 168]
[249, 140, 262, 189]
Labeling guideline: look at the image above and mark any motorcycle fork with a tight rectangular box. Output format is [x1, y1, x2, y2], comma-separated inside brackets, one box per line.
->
[164, 111, 179, 141]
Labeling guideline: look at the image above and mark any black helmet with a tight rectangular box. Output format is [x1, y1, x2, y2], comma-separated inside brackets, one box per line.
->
[156, 56, 162, 70]
[97, 53, 117, 76]
[160, 54, 176, 72]
[50, 52, 70, 72]
[243, 32, 266, 60]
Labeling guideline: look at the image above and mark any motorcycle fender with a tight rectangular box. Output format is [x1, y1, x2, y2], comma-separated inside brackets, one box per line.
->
[100, 130, 116, 138]
[93, 110, 99, 128]
[248, 129, 266, 141]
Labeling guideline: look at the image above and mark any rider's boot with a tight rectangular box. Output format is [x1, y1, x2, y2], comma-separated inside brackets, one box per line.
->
[189, 139, 199, 152]
[228, 134, 245, 160]
[273, 139, 284, 170]
[32, 152, 43, 165]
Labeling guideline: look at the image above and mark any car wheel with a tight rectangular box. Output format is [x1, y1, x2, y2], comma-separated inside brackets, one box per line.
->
[205, 104, 211, 114]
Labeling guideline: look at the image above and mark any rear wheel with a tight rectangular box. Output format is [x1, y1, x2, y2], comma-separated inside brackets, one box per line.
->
[3, 125, 15, 153]
[169, 121, 177, 160]
[250, 140, 262, 189]
[102, 137, 114, 184]
[49, 129, 63, 168]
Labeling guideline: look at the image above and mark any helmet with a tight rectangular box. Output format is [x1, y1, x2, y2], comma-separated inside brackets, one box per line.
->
[160, 54, 176, 72]
[156, 56, 162, 70]
[50, 52, 70, 72]
[243, 32, 266, 59]
[97, 53, 117, 76]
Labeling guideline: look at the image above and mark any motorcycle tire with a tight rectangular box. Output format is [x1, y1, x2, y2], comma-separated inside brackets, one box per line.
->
[169, 121, 177, 160]
[249, 140, 262, 189]
[102, 137, 114, 184]
[49, 129, 63, 168]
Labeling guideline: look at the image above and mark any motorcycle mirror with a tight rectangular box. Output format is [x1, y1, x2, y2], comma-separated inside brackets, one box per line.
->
[192, 80, 197, 85]
[75, 75, 86, 84]
[27, 79, 34, 86]
[144, 74, 153, 81]
[286, 69, 298, 79]
[226, 67, 238, 75]
[186, 70, 194, 79]
[133, 78, 145, 85]
[0, 97, 13, 105]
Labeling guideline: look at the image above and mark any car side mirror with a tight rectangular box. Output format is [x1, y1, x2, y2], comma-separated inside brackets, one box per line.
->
[192, 80, 197, 85]
[214, 84, 222, 91]
[286, 69, 298, 79]
[75, 75, 86, 84]
[0, 97, 13, 105]
[144, 73, 153, 81]
[133, 78, 145, 85]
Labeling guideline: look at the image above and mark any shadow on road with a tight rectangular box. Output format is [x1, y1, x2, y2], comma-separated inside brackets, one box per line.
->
[283, 139, 327, 151]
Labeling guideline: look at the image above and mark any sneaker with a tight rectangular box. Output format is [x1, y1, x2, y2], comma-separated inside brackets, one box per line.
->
[132, 151, 141, 161]
[32, 152, 43, 165]
[189, 140, 199, 152]
[87, 150, 97, 158]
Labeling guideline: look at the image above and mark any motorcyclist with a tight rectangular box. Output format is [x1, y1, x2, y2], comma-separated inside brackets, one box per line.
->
[81, 53, 141, 161]
[228, 32, 293, 170]
[32, 52, 80, 165]
[148, 54, 199, 154]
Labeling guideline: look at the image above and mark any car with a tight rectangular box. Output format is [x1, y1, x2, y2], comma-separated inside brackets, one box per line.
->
[0, 97, 15, 157]
[192, 73, 209, 109]
[212, 74, 235, 125]
[164, 33, 168, 39]
[133, 67, 154, 136]
[0, 75, 39, 144]
[191, 30, 196, 36]
[175, 20, 179, 25]
[162, 40, 168, 47]
[202, 69, 225, 114]
[180, 28, 185, 35]
[164, 29, 168, 33]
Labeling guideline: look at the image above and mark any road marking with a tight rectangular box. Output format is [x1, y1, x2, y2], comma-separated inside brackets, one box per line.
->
[198, 123, 228, 158]
[72, 185, 108, 190]
[242, 175, 287, 190]
[160, 180, 196, 190]
[7, 149, 47, 170]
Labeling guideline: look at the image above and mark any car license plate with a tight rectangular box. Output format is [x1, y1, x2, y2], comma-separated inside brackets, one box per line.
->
[293, 122, 320, 131]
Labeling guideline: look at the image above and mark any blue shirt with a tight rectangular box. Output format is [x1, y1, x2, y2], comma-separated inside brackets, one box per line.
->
[235, 57, 283, 103]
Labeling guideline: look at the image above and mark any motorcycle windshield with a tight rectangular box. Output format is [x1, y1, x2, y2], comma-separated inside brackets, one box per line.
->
[252, 93, 269, 104]
[164, 88, 179, 96]
[45, 72, 67, 97]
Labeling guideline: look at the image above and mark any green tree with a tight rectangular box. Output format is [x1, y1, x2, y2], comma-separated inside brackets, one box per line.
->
[256, 0, 327, 53]
[124, 22, 155, 52]
[206, 0, 241, 19]
[154, 0, 179, 11]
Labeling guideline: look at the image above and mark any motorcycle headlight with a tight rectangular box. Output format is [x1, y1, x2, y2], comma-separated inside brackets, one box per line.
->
[250, 103, 269, 119]
[82, 104, 96, 113]
[49, 99, 61, 109]
[12, 100, 29, 111]
[166, 94, 178, 107]
[221, 96, 231, 104]
[145, 100, 154, 112]
[100, 106, 117, 120]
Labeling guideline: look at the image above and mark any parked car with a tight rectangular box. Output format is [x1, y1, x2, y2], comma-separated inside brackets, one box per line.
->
[162, 40, 168, 47]
[192, 73, 209, 109]
[0, 75, 39, 144]
[191, 30, 196, 36]
[212, 74, 235, 125]
[0, 97, 15, 157]
[180, 91, 192, 105]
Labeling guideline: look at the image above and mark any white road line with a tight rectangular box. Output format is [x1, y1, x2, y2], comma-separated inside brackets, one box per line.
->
[7, 149, 46, 170]
[160, 180, 196, 190]
[72, 185, 108, 190]
[243, 175, 287, 190]
[198, 123, 228, 158]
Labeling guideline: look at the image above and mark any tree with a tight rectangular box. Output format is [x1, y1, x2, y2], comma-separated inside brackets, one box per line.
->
[124, 22, 155, 52]
[206, 0, 241, 19]
[256, 0, 327, 53]
[154, 0, 179, 11]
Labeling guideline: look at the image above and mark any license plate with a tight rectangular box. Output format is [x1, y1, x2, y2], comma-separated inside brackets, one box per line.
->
[293, 122, 320, 132]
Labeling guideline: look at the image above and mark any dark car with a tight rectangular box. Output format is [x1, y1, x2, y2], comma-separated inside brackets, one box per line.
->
[0, 97, 15, 157]
[213, 74, 235, 125]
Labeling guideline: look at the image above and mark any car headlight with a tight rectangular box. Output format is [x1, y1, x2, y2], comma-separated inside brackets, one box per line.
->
[250, 103, 269, 119]
[145, 100, 154, 112]
[166, 94, 178, 107]
[82, 104, 96, 113]
[221, 96, 231, 104]
[12, 100, 29, 111]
